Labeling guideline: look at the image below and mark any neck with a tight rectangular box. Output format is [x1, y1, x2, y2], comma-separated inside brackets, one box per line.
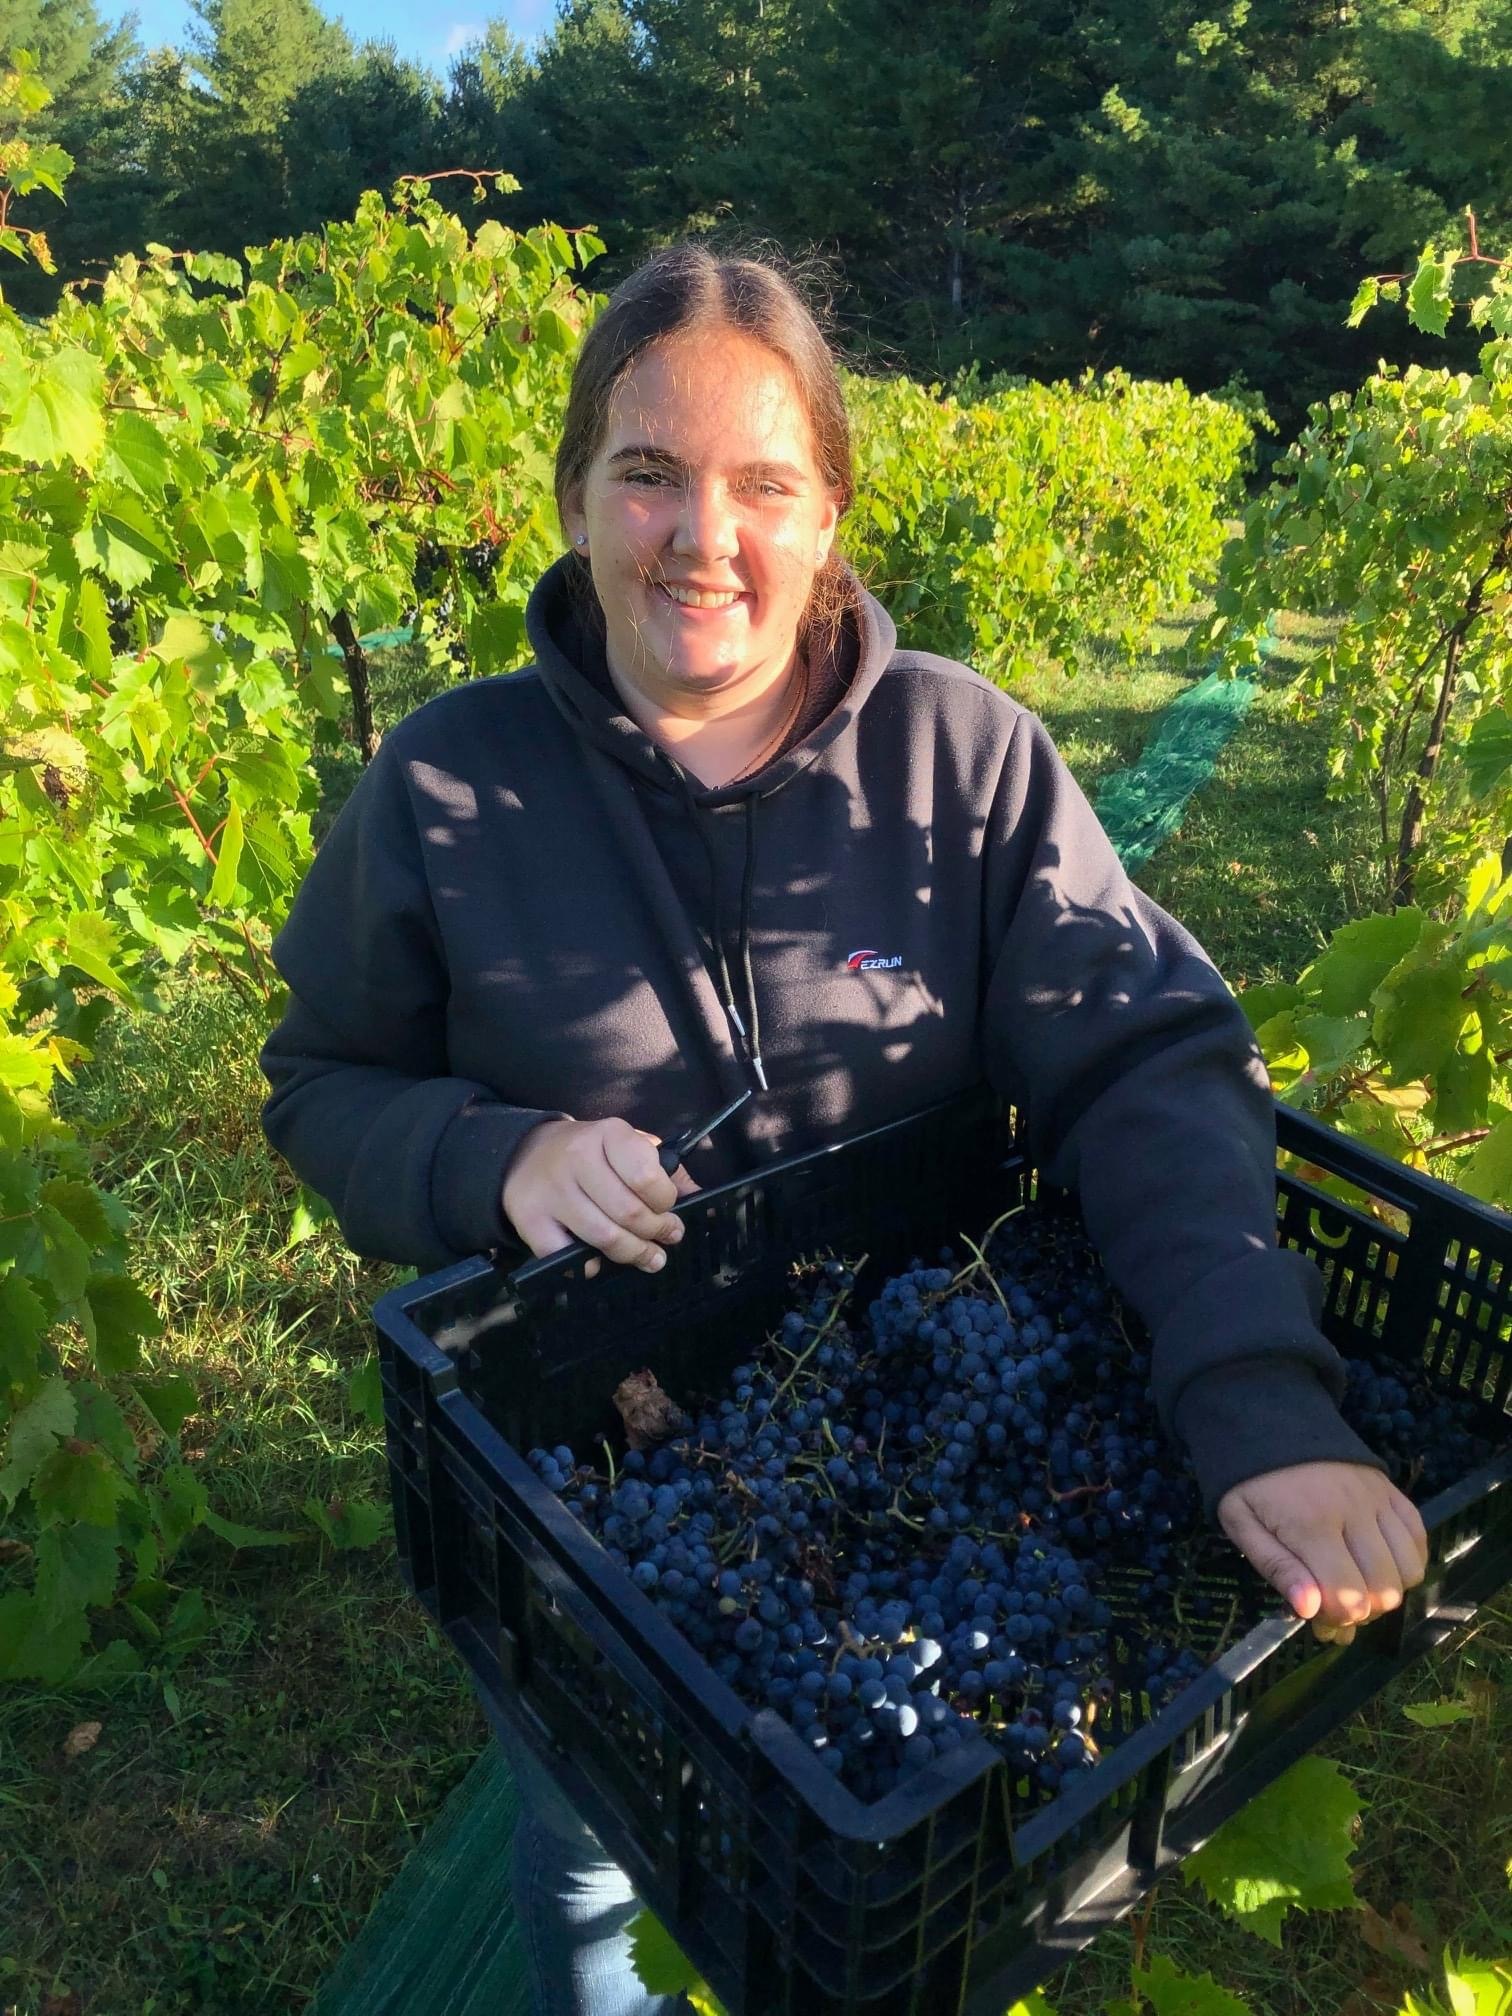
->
[607, 647, 806, 790]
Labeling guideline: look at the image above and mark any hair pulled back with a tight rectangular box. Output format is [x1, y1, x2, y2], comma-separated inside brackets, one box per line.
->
[554, 239, 859, 660]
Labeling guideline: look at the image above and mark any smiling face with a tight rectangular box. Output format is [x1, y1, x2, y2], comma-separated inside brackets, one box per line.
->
[563, 326, 841, 718]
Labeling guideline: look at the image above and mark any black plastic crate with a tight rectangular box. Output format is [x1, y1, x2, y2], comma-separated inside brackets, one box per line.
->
[372, 1088, 1512, 2015]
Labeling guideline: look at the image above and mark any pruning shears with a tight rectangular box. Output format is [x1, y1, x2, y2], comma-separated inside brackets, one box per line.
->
[506, 1089, 751, 1289]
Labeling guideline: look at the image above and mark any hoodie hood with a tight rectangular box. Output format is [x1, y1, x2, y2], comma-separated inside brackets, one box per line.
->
[525, 551, 898, 804]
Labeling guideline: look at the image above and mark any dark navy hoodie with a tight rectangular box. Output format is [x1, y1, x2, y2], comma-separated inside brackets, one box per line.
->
[258, 555, 1386, 1518]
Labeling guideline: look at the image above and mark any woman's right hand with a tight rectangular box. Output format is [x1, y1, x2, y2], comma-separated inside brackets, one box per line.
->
[502, 1116, 700, 1274]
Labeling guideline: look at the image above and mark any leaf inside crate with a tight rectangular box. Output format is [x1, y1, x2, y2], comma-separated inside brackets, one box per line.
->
[612, 1368, 689, 1451]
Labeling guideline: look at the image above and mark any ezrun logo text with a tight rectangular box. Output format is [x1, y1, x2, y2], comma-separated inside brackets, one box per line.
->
[846, 948, 904, 972]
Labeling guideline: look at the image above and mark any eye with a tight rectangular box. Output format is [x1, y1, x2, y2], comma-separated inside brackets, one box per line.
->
[624, 467, 669, 487]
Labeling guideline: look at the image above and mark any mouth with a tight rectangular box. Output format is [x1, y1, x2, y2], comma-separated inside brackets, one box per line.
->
[654, 582, 752, 617]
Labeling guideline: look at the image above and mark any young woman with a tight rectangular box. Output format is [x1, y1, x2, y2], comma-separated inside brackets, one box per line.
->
[259, 243, 1428, 2014]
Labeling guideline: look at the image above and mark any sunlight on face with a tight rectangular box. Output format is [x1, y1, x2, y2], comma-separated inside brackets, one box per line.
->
[566, 327, 840, 717]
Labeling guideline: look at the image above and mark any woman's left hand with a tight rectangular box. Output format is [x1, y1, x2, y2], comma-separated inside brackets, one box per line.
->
[1215, 1461, 1430, 1646]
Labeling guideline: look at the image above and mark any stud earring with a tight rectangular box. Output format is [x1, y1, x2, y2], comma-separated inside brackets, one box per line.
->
[574, 534, 588, 548]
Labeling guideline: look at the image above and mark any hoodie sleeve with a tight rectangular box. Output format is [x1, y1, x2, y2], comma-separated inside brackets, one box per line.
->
[258, 730, 564, 1273]
[980, 709, 1386, 1521]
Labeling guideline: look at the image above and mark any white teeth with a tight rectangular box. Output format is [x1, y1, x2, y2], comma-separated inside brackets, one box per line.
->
[663, 585, 743, 608]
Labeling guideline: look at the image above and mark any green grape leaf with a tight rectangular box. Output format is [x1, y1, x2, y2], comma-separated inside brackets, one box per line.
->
[133, 1371, 197, 1441]
[0, 1587, 92, 1683]
[0, 1374, 77, 1505]
[74, 1385, 137, 1470]
[1407, 252, 1458, 338]
[32, 1519, 121, 1623]
[31, 1437, 133, 1527]
[627, 1913, 726, 2011]
[209, 796, 244, 908]
[1432, 1039, 1494, 1136]
[152, 612, 219, 679]
[64, 911, 132, 996]
[73, 493, 171, 589]
[104, 409, 174, 503]
[1239, 981, 1301, 1032]
[38, 1201, 91, 1305]
[113, 880, 202, 967]
[1302, 909, 1425, 1017]
[184, 250, 242, 287]
[346, 1349, 385, 1428]
[1442, 1954, 1512, 2015]
[1403, 1700, 1474, 1728]
[0, 1269, 50, 1386]
[284, 1182, 335, 1248]
[1293, 1011, 1369, 1076]
[39, 1176, 114, 1249]
[61, 574, 112, 679]
[0, 345, 105, 469]
[1346, 277, 1380, 328]
[1463, 710, 1512, 800]
[152, 1462, 210, 1553]
[1252, 1010, 1309, 1092]
[1404, 1954, 1512, 2016]
[202, 1507, 303, 1549]
[259, 525, 313, 611]
[1372, 946, 1471, 1085]
[1182, 1755, 1364, 1944]
[1460, 1114, 1512, 1207]
[467, 598, 527, 675]
[303, 1494, 389, 1550]
[1130, 1954, 1255, 2016]
[84, 1272, 163, 1376]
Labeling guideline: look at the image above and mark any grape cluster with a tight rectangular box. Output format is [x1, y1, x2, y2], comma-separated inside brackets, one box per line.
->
[410, 537, 501, 603]
[1342, 1354, 1498, 1497]
[525, 1207, 1492, 1806]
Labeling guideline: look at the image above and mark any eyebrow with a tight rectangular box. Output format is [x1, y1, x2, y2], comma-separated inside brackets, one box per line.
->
[605, 446, 809, 483]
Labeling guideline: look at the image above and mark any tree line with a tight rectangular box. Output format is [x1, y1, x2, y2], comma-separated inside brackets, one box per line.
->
[7, 0, 1510, 432]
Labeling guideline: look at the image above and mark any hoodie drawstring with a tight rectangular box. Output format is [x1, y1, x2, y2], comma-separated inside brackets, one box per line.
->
[673, 765, 767, 1094]
[739, 795, 766, 1090]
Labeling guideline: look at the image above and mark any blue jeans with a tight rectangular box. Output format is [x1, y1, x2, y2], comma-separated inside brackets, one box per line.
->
[482, 1699, 691, 2016]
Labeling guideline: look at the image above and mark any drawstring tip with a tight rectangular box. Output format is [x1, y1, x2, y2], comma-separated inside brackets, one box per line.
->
[751, 1053, 769, 1092]
[725, 1001, 748, 1040]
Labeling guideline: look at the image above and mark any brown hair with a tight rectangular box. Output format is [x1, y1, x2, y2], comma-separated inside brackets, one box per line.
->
[554, 239, 859, 662]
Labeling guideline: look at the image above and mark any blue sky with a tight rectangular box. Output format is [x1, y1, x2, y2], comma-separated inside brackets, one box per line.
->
[100, 1, 558, 72]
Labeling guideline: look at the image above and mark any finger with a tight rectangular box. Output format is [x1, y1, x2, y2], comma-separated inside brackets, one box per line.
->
[1342, 1517, 1406, 1618]
[575, 1149, 684, 1248]
[601, 1123, 680, 1214]
[514, 1212, 572, 1260]
[1386, 1487, 1430, 1579]
[558, 1190, 670, 1273]
[667, 1161, 701, 1199]
[1311, 1618, 1356, 1647]
[1379, 1505, 1428, 1593]
[1217, 1496, 1322, 1619]
[512, 1214, 606, 1280]
[1301, 1532, 1378, 1628]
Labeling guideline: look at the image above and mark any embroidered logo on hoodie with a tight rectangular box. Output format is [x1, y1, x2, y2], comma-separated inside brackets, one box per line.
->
[847, 948, 904, 972]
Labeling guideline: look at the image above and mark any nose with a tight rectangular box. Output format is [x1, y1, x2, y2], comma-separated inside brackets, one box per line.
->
[671, 476, 739, 564]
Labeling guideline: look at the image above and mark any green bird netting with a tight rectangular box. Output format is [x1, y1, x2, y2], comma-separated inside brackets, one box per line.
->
[308, 1735, 529, 2016]
[1094, 668, 1257, 872]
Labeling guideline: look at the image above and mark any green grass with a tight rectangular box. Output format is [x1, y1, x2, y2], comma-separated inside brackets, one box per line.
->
[3, 622, 1508, 2016]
